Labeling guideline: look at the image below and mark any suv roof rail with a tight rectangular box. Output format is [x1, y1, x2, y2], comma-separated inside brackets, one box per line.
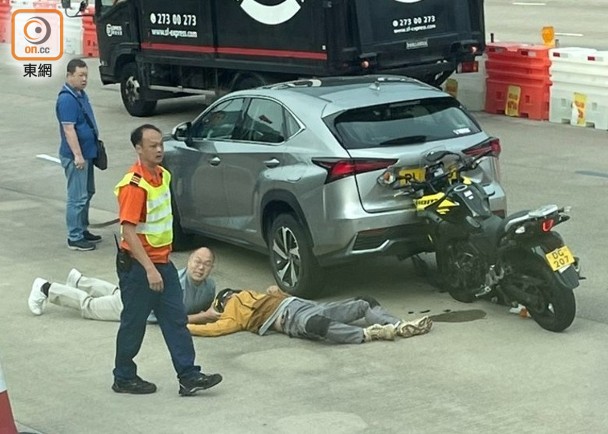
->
[264, 75, 420, 91]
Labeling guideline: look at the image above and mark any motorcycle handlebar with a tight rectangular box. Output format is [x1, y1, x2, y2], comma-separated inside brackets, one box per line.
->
[395, 149, 491, 194]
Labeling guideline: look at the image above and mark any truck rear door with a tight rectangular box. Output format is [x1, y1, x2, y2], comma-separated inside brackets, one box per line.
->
[353, 0, 484, 70]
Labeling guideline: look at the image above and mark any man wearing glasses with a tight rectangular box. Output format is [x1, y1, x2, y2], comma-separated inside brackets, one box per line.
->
[28, 247, 219, 325]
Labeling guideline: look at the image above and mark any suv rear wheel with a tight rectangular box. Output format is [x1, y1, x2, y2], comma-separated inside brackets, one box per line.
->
[268, 214, 322, 298]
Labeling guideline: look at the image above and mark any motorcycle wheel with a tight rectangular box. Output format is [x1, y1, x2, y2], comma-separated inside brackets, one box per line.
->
[435, 243, 481, 303]
[506, 256, 576, 332]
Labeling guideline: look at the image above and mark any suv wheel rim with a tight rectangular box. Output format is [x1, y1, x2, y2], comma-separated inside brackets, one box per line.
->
[272, 226, 300, 288]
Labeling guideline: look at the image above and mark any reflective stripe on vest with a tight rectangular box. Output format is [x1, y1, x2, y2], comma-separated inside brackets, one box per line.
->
[114, 167, 173, 247]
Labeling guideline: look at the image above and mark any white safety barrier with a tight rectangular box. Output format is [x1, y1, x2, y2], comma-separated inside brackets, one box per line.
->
[60, 1, 83, 55]
[10, 0, 35, 16]
[10, 0, 34, 8]
[549, 47, 608, 130]
[443, 55, 487, 112]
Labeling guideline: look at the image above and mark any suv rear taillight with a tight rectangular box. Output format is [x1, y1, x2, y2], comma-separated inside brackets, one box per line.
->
[463, 137, 501, 158]
[313, 158, 397, 184]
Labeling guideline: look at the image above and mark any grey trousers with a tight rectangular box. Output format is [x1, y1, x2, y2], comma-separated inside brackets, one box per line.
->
[283, 298, 402, 344]
[48, 274, 122, 321]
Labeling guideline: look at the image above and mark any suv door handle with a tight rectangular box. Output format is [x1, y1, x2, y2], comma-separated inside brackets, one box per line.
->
[209, 156, 221, 166]
[264, 158, 280, 168]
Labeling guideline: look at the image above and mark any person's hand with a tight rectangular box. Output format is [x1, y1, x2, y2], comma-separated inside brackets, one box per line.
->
[266, 285, 282, 295]
[199, 307, 221, 323]
[74, 155, 85, 170]
[146, 268, 164, 292]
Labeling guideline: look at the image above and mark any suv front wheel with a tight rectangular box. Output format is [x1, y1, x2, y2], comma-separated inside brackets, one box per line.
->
[268, 214, 322, 298]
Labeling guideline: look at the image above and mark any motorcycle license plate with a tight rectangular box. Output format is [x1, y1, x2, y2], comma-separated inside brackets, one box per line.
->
[397, 167, 425, 186]
[545, 246, 575, 271]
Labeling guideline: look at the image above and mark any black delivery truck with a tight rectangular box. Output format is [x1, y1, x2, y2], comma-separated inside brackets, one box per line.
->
[66, 0, 485, 116]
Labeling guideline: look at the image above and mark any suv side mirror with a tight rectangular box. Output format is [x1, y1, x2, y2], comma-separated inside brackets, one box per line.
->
[172, 122, 193, 146]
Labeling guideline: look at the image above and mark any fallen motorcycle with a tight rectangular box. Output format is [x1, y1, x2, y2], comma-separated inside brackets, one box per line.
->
[380, 144, 580, 332]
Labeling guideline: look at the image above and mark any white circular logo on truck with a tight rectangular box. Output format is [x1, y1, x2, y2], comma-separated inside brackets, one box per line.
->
[237, 0, 305, 26]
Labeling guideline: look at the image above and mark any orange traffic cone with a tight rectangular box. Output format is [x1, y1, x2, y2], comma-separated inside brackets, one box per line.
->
[0, 360, 18, 434]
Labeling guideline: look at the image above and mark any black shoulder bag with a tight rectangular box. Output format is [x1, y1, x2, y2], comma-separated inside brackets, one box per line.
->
[60, 90, 108, 170]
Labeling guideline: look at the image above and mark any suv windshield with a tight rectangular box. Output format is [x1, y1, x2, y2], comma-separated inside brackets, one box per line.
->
[333, 97, 480, 149]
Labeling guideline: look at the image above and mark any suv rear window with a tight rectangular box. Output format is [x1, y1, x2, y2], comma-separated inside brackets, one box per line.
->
[333, 97, 481, 149]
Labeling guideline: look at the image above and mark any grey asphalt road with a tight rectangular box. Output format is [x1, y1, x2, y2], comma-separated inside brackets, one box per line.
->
[1, 3, 608, 432]
[485, 0, 608, 50]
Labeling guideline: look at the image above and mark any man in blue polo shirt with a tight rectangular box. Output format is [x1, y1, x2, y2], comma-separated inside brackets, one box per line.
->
[56, 58, 102, 251]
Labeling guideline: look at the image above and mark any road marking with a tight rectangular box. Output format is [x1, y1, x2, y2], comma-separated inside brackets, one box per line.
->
[576, 170, 608, 179]
[512, 2, 546, 5]
[36, 154, 61, 164]
[555, 32, 584, 37]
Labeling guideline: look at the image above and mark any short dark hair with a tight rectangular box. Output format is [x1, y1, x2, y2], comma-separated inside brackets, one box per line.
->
[130, 124, 162, 147]
[66, 58, 87, 74]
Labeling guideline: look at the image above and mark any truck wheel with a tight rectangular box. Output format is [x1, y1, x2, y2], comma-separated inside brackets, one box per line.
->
[120, 63, 157, 117]
[268, 213, 323, 298]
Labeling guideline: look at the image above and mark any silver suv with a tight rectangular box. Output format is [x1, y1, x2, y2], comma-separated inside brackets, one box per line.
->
[164, 76, 506, 297]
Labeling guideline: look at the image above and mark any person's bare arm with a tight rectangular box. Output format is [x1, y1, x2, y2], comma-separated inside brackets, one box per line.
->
[62, 124, 85, 169]
[121, 223, 163, 292]
[188, 307, 221, 324]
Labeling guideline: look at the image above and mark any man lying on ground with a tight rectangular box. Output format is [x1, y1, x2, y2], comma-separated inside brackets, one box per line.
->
[188, 286, 432, 344]
[28, 247, 219, 324]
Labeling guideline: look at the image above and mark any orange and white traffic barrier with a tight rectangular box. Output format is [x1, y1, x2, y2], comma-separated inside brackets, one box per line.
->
[443, 54, 487, 112]
[485, 43, 552, 120]
[0, 360, 17, 434]
[82, 4, 98, 57]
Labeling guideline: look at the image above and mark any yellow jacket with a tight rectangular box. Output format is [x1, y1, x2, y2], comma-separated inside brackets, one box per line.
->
[187, 290, 286, 337]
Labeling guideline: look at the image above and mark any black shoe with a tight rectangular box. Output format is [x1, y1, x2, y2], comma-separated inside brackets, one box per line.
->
[179, 373, 222, 396]
[83, 231, 102, 243]
[112, 376, 157, 395]
[67, 238, 95, 251]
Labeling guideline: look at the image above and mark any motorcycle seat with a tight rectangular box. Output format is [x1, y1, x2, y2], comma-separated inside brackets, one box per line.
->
[498, 209, 531, 236]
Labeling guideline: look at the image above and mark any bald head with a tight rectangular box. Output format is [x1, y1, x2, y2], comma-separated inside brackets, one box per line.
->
[186, 247, 215, 284]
